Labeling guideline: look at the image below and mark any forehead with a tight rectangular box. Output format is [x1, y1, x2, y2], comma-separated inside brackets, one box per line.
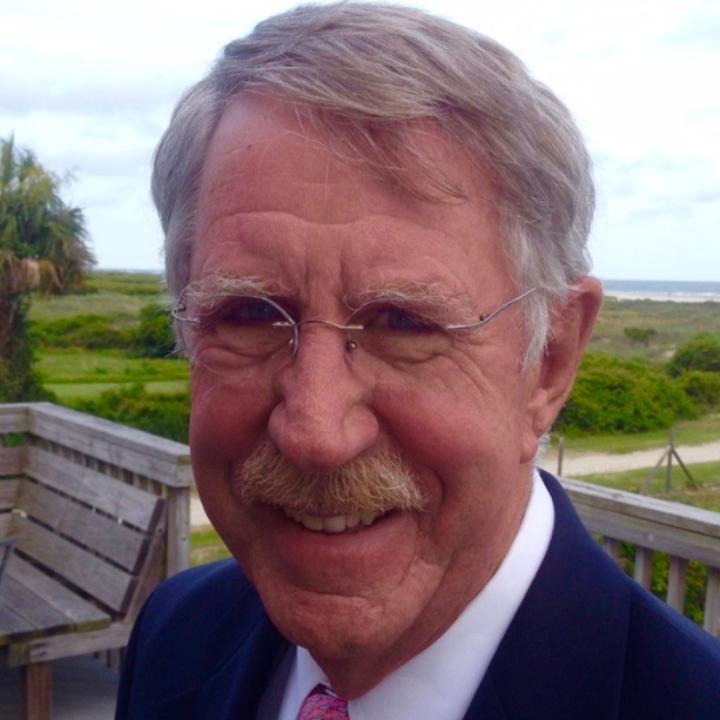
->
[191, 95, 512, 300]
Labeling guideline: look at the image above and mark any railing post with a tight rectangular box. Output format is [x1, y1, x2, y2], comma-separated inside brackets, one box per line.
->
[705, 567, 720, 639]
[557, 436, 565, 477]
[665, 429, 675, 493]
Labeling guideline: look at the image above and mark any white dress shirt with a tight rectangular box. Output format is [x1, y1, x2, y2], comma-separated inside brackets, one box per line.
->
[277, 469, 555, 720]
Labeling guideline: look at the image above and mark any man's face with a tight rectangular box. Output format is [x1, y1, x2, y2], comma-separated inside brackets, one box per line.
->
[188, 96, 548, 692]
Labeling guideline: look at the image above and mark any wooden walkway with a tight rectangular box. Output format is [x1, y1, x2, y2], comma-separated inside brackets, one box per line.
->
[0, 655, 118, 719]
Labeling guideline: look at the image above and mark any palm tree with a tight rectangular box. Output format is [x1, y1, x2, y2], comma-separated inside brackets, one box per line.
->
[0, 136, 94, 401]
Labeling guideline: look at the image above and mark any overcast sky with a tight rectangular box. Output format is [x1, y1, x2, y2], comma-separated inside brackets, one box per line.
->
[2, 0, 718, 280]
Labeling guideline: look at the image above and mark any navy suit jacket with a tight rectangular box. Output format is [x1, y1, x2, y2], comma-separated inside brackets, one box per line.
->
[116, 472, 720, 719]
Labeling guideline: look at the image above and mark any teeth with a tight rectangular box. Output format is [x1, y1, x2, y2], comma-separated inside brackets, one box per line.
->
[284, 509, 383, 532]
[301, 515, 324, 531]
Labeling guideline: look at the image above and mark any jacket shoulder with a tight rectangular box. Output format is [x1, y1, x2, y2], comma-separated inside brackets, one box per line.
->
[118, 560, 270, 704]
[621, 583, 720, 718]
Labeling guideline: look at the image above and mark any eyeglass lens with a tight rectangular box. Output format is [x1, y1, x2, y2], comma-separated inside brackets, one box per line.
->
[181, 296, 455, 374]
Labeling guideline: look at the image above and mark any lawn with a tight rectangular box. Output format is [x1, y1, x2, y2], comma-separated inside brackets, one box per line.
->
[589, 297, 720, 363]
[552, 415, 720, 455]
[580, 461, 720, 512]
[191, 525, 231, 566]
[36, 349, 189, 401]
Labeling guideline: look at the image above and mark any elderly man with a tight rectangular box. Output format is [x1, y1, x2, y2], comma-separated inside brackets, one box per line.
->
[116, 3, 720, 719]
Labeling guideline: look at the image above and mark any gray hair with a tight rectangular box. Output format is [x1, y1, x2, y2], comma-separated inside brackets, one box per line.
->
[153, 1, 594, 363]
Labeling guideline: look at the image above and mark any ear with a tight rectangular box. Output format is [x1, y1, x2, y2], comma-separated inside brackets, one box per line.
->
[521, 277, 603, 462]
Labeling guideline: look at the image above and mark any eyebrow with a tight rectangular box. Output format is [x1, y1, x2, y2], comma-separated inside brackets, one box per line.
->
[344, 282, 476, 322]
[181, 275, 290, 311]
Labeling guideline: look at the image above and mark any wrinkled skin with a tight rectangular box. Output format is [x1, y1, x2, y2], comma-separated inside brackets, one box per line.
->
[188, 95, 602, 697]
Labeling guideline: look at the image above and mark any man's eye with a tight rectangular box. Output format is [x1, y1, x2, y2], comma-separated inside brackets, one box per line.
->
[361, 306, 440, 334]
[213, 298, 287, 326]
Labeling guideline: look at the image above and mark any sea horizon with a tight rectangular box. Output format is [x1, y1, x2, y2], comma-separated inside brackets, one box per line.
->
[93, 268, 720, 303]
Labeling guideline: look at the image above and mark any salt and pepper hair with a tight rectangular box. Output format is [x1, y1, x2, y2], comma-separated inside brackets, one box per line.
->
[153, 1, 594, 363]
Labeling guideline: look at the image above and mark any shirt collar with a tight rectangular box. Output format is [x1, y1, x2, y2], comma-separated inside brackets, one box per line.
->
[278, 469, 555, 720]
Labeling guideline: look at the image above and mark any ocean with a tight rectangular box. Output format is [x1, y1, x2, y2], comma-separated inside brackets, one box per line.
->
[602, 279, 720, 303]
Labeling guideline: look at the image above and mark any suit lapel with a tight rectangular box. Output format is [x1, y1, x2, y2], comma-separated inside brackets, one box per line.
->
[153, 612, 289, 720]
[465, 472, 630, 719]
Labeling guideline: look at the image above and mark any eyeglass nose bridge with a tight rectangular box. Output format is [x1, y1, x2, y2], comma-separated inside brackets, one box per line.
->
[278, 318, 364, 356]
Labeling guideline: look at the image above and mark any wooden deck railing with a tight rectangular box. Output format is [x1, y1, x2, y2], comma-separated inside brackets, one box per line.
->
[0, 402, 193, 580]
[1, 403, 717, 641]
[561, 477, 720, 638]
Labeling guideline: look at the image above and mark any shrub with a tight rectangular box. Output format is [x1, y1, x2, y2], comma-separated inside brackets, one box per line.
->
[70, 383, 190, 443]
[679, 371, 720, 411]
[623, 326, 657, 346]
[31, 315, 131, 350]
[129, 304, 176, 359]
[556, 353, 697, 435]
[667, 333, 720, 377]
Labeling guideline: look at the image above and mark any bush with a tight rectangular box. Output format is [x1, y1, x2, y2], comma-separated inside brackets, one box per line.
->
[31, 315, 131, 350]
[556, 353, 697, 435]
[623, 326, 657, 346]
[129, 304, 176, 359]
[70, 384, 190, 443]
[679, 371, 720, 411]
[668, 333, 720, 377]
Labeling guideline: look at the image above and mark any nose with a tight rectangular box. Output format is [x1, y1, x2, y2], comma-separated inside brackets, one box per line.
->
[267, 327, 379, 471]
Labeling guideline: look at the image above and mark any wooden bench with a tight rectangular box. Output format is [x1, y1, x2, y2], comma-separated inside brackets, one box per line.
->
[0, 403, 193, 720]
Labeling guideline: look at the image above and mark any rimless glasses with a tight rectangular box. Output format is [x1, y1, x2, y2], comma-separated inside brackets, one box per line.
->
[171, 287, 536, 374]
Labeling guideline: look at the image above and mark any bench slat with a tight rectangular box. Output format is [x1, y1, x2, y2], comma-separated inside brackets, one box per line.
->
[26, 446, 162, 531]
[0, 512, 13, 537]
[14, 517, 135, 613]
[1, 575, 70, 632]
[16, 480, 149, 572]
[0, 479, 18, 511]
[0, 603, 36, 646]
[7, 556, 109, 626]
[0, 448, 24, 477]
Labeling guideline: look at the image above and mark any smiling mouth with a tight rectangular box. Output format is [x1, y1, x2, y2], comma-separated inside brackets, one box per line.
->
[281, 507, 389, 533]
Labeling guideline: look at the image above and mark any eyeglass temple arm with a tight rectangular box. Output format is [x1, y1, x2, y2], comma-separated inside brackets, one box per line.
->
[444, 287, 536, 331]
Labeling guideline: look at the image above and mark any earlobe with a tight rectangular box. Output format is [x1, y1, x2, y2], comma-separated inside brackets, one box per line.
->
[524, 277, 603, 448]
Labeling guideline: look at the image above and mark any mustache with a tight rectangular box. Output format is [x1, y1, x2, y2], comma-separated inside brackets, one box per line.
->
[232, 441, 426, 516]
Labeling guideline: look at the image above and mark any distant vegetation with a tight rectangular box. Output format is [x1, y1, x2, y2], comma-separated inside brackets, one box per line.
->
[0, 136, 94, 401]
[15, 273, 720, 445]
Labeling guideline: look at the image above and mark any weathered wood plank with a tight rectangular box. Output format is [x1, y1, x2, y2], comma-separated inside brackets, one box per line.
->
[0, 403, 30, 434]
[0, 512, 14, 538]
[23, 661, 52, 720]
[568, 503, 720, 567]
[0, 447, 25, 477]
[8, 621, 132, 666]
[667, 556, 688, 613]
[704, 567, 720, 639]
[633, 547, 653, 590]
[166, 486, 191, 575]
[0, 602, 36, 645]
[7, 556, 108, 627]
[14, 517, 135, 613]
[26, 447, 161, 531]
[602, 537, 622, 564]
[563, 478, 720, 539]
[28, 403, 193, 486]
[0, 575, 70, 632]
[16, 480, 149, 572]
[0, 479, 18, 511]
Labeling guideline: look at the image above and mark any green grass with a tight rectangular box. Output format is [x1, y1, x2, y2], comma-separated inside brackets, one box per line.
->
[47, 379, 189, 401]
[581, 461, 720, 512]
[553, 415, 720, 454]
[589, 297, 720, 363]
[36, 349, 188, 401]
[191, 526, 231, 566]
[30, 291, 168, 322]
[84, 270, 166, 295]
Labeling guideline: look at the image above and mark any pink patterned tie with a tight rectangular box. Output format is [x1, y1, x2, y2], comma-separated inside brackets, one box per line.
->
[297, 684, 349, 720]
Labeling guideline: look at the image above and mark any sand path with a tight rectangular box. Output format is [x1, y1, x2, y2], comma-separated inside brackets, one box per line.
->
[190, 441, 720, 528]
